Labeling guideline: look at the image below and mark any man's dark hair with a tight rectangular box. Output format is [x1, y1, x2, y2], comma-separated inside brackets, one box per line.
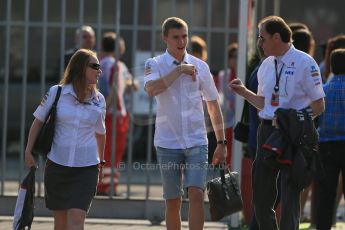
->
[190, 38, 205, 54]
[102, 32, 125, 55]
[102, 32, 116, 52]
[191, 40, 203, 55]
[292, 29, 314, 54]
[331, 49, 345, 75]
[190, 35, 207, 60]
[288, 22, 309, 32]
[259, 16, 292, 43]
[228, 43, 238, 59]
[324, 35, 345, 78]
[162, 17, 188, 36]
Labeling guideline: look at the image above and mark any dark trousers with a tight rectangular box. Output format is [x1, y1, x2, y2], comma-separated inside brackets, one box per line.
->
[316, 141, 345, 230]
[252, 123, 301, 230]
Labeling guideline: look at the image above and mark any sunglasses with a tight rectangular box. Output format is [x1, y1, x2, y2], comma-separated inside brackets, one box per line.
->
[88, 63, 101, 71]
[258, 35, 265, 42]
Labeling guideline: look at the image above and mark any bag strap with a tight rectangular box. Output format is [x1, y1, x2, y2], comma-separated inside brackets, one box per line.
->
[240, 100, 249, 123]
[219, 163, 230, 184]
[219, 164, 231, 200]
[44, 86, 62, 123]
[52, 86, 62, 108]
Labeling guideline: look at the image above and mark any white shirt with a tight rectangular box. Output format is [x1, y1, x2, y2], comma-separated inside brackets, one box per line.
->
[144, 51, 219, 149]
[99, 56, 131, 116]
[257, 45, 325, 119]
[34, 84, 106, 167]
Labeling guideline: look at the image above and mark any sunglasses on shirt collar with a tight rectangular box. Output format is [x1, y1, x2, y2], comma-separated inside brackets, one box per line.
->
[88, 63, 101, 70]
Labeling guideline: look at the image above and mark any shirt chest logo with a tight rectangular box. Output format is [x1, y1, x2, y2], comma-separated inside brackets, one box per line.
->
[92, 101, 101, 107]
[285, 61, 296, 69]
[284, 70, 294, 75]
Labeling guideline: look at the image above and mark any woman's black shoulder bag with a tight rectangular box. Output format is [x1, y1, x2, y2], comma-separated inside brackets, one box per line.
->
[32, 86, 62, 157]
[233, 100, 249, 143]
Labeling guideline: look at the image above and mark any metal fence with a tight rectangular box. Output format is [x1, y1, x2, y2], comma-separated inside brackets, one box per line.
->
[0, 0, 249, 225]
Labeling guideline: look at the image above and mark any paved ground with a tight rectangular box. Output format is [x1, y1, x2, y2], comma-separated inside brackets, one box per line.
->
[1, 216, 228, 230]
[2, 159, 345, 229]
[3, 216, 345, 229]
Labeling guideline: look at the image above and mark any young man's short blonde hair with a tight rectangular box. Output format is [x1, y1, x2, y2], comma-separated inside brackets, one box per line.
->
[162, 17, 188, 36]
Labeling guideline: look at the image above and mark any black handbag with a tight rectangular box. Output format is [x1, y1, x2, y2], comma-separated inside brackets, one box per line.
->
[207, 167, 243, 221]
[234, 101, 249, 143]
[32, 86, 62, 157]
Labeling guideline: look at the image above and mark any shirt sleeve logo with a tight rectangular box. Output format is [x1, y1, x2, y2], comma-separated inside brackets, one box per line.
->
[144, 60, 152, 76]
[40, 92, 49, 106]
[310, 65, 320, 77]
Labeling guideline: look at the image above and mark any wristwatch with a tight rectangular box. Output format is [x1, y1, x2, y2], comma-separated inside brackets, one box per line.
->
[217, 140, 228, 145]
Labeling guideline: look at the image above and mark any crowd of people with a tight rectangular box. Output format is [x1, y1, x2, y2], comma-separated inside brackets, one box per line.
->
[23, 14, 345, 230]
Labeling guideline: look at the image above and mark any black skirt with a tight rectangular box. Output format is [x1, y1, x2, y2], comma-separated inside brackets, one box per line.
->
[44, 159, 99, 212]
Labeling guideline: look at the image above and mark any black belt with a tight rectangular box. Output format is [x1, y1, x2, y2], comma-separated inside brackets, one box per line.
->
[261, 119, 274, 126]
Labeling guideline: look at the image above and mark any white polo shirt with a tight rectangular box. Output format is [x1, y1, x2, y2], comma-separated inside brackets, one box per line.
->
[34, 84, 106, 167]
[144, 51, 219, 149]
[257, 45, 325, 119]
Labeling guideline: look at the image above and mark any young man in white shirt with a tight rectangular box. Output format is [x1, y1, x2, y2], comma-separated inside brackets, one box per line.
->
[144, 17, 226, 230]
[230, 16, 325, 230]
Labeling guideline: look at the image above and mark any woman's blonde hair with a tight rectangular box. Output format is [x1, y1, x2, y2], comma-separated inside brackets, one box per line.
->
[60, 49, 97, 102]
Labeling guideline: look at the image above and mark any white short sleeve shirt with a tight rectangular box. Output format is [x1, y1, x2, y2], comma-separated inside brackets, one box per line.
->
[257, 45, 325, 119]
[144, 51, 219, 149]
[34, 84, 106, 167]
